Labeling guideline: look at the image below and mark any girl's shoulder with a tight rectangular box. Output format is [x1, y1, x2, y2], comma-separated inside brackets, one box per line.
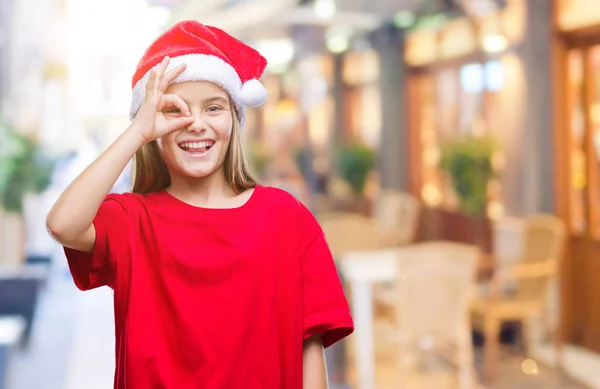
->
[257, 185, 322, 250]
[104, 191, 147, 204]
[255, 185, 317, 224]
[101, 191, 161, 213]
[256, 185, 305, 210]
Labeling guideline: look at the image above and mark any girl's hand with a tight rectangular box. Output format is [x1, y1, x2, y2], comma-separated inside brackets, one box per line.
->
[132, 56, 195, 144]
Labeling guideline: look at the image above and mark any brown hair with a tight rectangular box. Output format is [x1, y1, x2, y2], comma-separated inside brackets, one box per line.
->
[131, 102, 256, 194]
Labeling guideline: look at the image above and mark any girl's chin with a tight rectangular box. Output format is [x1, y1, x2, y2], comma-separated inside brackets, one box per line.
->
[181, 169, 218, 179]
[177, 163, 223, 179]
[163, 154, 225, 180]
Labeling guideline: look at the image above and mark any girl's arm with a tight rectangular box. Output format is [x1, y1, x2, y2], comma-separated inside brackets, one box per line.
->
[46, 128, 146, 252]
[302, 335, 328, 389]
[46, 57, 193, 252]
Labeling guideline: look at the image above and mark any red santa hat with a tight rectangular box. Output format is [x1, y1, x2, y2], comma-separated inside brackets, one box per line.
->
[129, 20, 268, 127]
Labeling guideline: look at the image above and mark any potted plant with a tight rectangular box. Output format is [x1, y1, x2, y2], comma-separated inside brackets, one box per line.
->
[438, 134, 497, 217]
[0, 124, 54, 269]
[437, 134, 497, 251]
[335, 143, 375, 213]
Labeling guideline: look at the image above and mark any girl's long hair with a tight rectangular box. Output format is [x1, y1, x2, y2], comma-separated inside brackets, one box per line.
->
[131, 102, 256, 195]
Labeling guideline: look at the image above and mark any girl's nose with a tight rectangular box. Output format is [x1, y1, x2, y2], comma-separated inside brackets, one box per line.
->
[186, 115, 206, 132]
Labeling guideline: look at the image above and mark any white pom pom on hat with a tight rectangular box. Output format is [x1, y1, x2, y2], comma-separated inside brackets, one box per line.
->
[239, 79, 268, 107]
[129, 20, 269, 128]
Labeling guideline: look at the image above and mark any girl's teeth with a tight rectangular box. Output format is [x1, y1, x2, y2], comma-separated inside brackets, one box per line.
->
[183, 141, 211, 148]
[179, 141, 214, 152]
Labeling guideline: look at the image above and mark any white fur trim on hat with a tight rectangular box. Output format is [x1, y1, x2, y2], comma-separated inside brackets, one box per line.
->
[129, 53, 263, 127]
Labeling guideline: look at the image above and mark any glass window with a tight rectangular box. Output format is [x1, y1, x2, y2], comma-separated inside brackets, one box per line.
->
[415, 59, 506, 216]
[484, 60, 504, 92]
[460, 63, 484, 93]
[568, 49, 587, 234]
[586, 45, 600, 238]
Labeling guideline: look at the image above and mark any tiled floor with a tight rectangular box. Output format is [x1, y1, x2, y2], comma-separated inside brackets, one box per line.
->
[486, 356, 587, 389]
[533, 343, 600, 389]
[5, 251, 115, 389]
[3, 251, 592, 389]
[341, 343, 589, 389]
[6, 261, 77, 389]
[343, 354, 587, 389]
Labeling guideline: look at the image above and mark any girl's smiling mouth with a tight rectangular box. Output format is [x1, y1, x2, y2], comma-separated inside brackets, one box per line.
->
[178, 140, 215, 156]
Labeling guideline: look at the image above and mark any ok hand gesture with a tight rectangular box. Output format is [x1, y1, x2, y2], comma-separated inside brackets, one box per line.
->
[132, 56, 195, 144]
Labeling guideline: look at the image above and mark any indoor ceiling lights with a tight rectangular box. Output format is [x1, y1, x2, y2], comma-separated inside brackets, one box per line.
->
[313, 0, 336, 20]
[325, 25, 351, 54]
[255, 38, 295, 74]
[482, 34, 508, 53]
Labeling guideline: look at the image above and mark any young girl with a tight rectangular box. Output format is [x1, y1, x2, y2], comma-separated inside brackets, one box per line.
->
[46, 20, 353, 388]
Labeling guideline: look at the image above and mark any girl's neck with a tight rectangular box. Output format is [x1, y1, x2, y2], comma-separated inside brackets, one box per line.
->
[167, 170, 237, 208]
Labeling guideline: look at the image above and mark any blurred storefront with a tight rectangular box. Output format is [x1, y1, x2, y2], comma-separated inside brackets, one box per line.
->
[406, 14, 509, 216]
[247, 50, 335, 203]
[400, 0, 600, 382]
[240, 0, 547, 254]
[339, 50, 381, 149]
[554, 0, 600, 358]
[198, 0, 556, 248]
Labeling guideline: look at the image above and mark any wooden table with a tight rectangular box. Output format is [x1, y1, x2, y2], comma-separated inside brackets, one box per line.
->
[339, 247, 494, 389]
[340, 249, 398, 389]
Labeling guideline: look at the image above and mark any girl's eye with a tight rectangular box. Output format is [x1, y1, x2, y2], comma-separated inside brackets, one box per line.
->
[164, 108, 181, 114]
[207, 106, 222, 113]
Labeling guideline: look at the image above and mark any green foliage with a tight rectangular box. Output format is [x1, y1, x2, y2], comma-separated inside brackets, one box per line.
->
[0, 124, 55, 213]
[439, 134, 497, 216]
[337, 144, 375, 196]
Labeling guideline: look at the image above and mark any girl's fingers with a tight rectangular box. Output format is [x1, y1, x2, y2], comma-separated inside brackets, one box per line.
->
[145, 67, 157, 97]
[161, 63, 187, 91]
[153, 56, 170, 95]
[163, 94, 190, 116]
[163, 94, 193, 133]
[167, 116, 196, 133]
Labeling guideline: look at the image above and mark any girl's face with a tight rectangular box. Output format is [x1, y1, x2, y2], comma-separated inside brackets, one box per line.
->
[158, 81, 233, 181]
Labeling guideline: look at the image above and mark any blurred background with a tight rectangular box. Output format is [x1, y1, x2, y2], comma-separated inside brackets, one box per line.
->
[0, 0, 599, 388]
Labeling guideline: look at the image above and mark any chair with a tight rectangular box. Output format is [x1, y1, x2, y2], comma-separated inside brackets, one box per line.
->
[376, 242, 480, 389]
[319, 190, 421, 257]
[320, 213, 391, 259]
[471, 214, 566, 381]
[371, 191, 422, 313]
[372, 190, 421, 247]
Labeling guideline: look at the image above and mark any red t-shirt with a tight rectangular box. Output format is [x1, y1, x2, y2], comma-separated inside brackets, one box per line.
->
[64, 185, 354, 388]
